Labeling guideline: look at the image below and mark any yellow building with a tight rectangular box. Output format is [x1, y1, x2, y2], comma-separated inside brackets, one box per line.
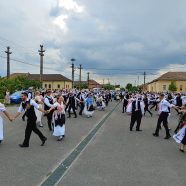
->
[147, 72, 186, 92]
[10, 73, 72, 90]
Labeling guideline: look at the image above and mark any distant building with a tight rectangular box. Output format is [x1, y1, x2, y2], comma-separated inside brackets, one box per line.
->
[147, 72, 186, 92]
[9, 73, 72, 90]
[74, 79, 102, 89]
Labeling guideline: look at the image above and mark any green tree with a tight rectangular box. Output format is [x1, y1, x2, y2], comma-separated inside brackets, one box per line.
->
[103, 83, 115, 90]
[0, 75, 41, 99]
[125, 83, 133, 91]
[168, 81, 177, 92]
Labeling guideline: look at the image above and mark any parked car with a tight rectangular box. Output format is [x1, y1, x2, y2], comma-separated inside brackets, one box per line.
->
[10, 91, 23, 104]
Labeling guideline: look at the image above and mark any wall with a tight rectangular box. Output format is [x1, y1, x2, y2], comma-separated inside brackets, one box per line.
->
[42, 81, 72, 90]
[147, 80, 186, 92]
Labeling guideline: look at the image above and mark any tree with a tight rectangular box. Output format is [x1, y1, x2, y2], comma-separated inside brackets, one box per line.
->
[103, 83, 115, 90]
[125, 83, 133, 91]
[168, 81, 177, 92]
[0, 75, 41, 99]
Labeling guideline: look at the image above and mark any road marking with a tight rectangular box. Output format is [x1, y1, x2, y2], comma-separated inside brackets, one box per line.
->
[40, 102, 120, 186]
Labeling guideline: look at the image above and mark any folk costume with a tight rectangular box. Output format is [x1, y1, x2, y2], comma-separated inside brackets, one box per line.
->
[130, 98, 144, 131]
[0, 103, 6, 143]
[52, 102, 66, 141]
[18, 99, 47, 147]
[44, 95, 54, 131]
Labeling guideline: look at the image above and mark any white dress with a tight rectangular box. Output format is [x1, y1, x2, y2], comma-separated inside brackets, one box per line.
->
[83, 99, 94, 117]
[34, 96, 43, 123]
[52, 102, 66, 137]
[0, 103, 6, 141]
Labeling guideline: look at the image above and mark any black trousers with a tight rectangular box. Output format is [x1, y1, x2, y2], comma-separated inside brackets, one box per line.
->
[154, 112, 170, 136]
[46, 111, 53, 130]
[68, 104, 77, 117]
[130, 111, 142, 130]
[122, 103, 128, 113]
[79, 103, 84, 115]
[23, 120, 45, 146]
[144, 106, 152, 116]
[150, 103, 158, 111]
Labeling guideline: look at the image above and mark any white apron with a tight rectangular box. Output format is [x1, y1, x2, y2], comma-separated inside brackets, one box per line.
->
[0, 104, 6, 140]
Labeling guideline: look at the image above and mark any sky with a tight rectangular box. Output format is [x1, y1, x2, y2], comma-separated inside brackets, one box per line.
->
[1, 0, 186, 87]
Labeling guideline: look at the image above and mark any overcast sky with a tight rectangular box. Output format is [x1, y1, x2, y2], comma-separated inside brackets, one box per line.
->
[1, 0, 186, 86]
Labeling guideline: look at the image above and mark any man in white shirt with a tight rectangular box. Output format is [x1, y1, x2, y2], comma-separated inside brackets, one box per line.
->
[130, 95, 145, 131]
[44, 90, 54, 131]
[153, 94, 177, 139]
[13, 92, 47, 148]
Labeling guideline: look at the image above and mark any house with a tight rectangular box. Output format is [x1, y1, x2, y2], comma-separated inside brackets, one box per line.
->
[9, 73, 72, 90]
[74, 79, 102, 89]
[147, 72, 186, 92]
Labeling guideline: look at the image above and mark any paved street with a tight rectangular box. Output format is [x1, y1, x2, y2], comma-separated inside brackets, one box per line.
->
[0, 102, 186, 186]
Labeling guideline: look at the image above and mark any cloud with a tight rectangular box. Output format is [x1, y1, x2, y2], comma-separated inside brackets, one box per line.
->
[1, 0, 186, 86]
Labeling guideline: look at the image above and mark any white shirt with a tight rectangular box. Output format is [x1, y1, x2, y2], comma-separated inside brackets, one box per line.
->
[44, 96, 54, 108]
[18, 99, 39, 113]
[159, 99, 173, 113]
[0, 103, 6, 113]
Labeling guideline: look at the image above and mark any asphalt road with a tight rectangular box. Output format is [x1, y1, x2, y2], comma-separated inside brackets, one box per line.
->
[0, 102, 186, 186]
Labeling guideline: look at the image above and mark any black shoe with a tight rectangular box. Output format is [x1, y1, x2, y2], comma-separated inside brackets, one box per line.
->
[136, 129, 142, 132]
[179, 149, 184, 153]
[0, 140, 2, 144]
[74, 115, 77, 118]
[153, 133, 159, 137]
[130, 128, 133, 131]
[164, 135, 171, 139]
[41, 137, 47, 146]
[19, 144, 29, 148]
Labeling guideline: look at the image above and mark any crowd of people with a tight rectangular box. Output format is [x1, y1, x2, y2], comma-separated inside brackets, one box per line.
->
[122, 91, 186, 152]
[0, 88, 113, 146]
[1, 88, 186, 153]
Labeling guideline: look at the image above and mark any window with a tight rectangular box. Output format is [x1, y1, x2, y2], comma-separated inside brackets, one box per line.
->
[163, 85, 166, 91]
[57, 84, 60, 89]
[180, 85, 183, 91]
[49, 84, 51, 89]
[45, 84, 47, 88]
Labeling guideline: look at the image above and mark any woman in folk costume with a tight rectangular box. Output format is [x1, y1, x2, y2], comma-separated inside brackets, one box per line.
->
[0, 103, 12, 144]
[51, 96, 66, 141]
[96, 94, 106, 111]
[83, 93, 95, 118]
[4, 89, 10, 104]
[173, 109, 186, 152]
[34, 91, 44, 127]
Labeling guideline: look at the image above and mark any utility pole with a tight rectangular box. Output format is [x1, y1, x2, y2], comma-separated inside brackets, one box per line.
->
[137, 76, 139, 86]
[5, 46, 12, 79]
[71, 58, 76, 89]
[143, 72, 146, 91]
[38, 45, 45, 83]
[103, 79, 105, 85]
[78, 64, 83, 90]
[107, 78, 110, 84]
[87, 72, 90, 89]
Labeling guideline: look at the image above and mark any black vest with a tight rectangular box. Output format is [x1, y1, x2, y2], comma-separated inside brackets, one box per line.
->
[22, 100, 37, 121]
[44, 96, 53, 110]
[132, 100, 141, 113]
